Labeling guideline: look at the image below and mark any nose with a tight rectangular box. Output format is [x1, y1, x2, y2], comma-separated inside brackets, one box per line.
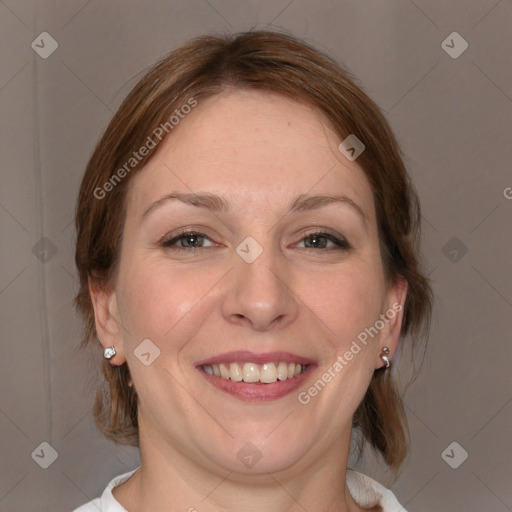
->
[221, 243, 299, 331]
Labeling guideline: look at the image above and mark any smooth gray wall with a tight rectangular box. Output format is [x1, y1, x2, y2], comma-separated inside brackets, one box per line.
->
[1, 1, 510, 510]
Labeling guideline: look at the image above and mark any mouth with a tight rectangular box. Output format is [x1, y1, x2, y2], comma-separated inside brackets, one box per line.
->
[195, 351, 316, 402]
[202, 361, 308, 383]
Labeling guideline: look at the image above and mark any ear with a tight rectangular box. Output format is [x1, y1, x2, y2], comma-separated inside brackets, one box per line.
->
[88, 277, 126, 366]
[377, 276, 408, 369]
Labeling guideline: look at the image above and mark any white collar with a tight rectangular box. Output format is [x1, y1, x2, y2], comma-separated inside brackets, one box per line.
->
[346, 469, 407, 511]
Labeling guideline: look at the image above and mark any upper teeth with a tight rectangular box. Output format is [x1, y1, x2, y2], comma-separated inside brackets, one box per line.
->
[202, 362, 306, 383]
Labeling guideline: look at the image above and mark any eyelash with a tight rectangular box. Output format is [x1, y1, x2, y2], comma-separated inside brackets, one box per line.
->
[159, 230, 351, 252]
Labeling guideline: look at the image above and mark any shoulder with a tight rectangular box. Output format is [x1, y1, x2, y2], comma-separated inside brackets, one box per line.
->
[72, 498, 102, 512]
[346, 470, 407, 512]
[70, 468, 139, 512]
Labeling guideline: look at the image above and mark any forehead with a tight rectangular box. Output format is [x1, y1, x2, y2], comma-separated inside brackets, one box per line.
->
[126, 89, 376, 221]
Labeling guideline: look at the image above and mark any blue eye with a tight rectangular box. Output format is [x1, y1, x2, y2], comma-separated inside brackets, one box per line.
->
[160, 231, 215, 250]
[298, 232, 350, 250]
[159, 230, 350, 252]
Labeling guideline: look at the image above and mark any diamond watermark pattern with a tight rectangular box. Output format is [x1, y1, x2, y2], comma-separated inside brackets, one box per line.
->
[237, 442, 263, 468]
[31, 442, 58, 469]
[134, 338, 161, 366]
[442, 237, 468, 263]
[31, 32, 59, 59]
[32, 237, 58, 263]
[441, 441, 468, 469]
[236, 236, 263, 263]
[441, 32, 468, 59]
[338, 134, 365, 161]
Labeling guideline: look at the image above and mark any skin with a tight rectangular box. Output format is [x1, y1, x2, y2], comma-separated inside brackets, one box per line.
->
[90, 89, 407, 512]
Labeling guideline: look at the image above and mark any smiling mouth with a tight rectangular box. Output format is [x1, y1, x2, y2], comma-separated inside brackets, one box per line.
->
[201, 361, 308, 384]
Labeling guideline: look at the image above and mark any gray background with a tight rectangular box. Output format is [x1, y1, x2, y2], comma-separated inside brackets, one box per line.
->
[1, 0, 511, 510]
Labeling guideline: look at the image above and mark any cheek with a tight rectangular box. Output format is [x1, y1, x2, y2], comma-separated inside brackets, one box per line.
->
[116, 257, 221, 345]
[303, 264, 386, 351]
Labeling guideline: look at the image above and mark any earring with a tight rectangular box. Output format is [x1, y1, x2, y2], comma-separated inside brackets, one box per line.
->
[103, 346, 116, 359]
[380, 347, 390, 369]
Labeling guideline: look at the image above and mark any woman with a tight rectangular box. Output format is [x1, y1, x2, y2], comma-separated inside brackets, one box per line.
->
[73, 30, 432, 512]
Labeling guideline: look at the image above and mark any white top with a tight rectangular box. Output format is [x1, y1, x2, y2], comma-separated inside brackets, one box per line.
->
[72, 468, 407, 511]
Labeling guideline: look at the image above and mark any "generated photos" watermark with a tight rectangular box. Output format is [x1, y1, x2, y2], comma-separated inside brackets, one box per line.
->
[94, 97, 198, 200]
[298, 302, 402, 404]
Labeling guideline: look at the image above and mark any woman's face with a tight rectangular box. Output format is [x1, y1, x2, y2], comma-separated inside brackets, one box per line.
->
[95, 89, 405, 476]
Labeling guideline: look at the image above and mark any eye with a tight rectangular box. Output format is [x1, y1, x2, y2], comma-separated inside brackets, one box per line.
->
[158, 230, 350, 252]
[160, 231, 216, 250]
[296, 231, 350, 250]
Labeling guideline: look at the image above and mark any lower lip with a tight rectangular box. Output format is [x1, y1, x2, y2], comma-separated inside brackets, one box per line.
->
[198, 366, 315, 402]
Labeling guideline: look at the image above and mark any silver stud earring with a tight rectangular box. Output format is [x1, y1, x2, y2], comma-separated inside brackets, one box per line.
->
[380, 347, 390, 369]
[103, 346, 116, 359]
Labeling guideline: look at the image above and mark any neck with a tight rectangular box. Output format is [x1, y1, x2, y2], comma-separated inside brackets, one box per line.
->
[113, 426, 364, 512]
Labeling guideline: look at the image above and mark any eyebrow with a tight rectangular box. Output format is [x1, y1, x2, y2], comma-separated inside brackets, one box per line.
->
[141, 192, 368, 224]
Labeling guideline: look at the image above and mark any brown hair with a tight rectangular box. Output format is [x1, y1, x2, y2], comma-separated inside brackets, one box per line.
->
[75, 30, 432, 470]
